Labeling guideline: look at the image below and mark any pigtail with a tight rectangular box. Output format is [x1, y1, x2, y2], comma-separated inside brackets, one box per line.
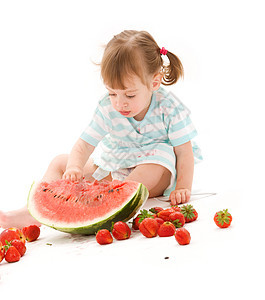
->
[161, 51, 184, 86]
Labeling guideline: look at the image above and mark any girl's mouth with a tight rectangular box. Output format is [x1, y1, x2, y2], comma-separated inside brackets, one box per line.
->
[119, 111, 131, 116]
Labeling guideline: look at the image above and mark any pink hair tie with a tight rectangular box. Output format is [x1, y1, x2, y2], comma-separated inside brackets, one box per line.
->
[160, 47, 168, 55]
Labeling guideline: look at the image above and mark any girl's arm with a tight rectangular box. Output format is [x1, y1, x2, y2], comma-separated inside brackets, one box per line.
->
[170, 141, 194, 205]
[63, 138, 95, 181]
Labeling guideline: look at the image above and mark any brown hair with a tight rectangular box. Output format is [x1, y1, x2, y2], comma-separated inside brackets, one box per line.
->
[100, 30, 184, 89]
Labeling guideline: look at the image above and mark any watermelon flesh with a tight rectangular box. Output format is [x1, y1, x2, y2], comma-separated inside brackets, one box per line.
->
[27, 179, 149, 235]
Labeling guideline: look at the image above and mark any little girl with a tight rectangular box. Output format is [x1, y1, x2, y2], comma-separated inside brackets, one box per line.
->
[0, 30, 202, 229]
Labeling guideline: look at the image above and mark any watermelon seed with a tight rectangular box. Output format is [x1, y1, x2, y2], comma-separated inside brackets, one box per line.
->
[43, 189, 48, 192]
[116, 188, 119, 192]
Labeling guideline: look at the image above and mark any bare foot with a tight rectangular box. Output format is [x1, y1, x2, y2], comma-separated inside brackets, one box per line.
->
[0, 207, 41, 229]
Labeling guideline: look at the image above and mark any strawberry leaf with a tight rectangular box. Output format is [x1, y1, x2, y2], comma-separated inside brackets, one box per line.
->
[181, 204, 195, 219]
[216, 209, 231, 225]
[4, 240, 12, 251]
[138, 209, 155, 223]
[172, 219, 183, 228]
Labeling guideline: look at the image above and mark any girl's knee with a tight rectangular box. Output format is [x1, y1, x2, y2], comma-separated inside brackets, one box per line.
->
[42, 154, 69, 182]
[49, 154, 69, 170]
[143, 164, 171, 179]
[126, 164, 171, 191]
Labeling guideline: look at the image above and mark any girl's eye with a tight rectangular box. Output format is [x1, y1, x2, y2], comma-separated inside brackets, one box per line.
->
[126, 95, 135, 99]
[109, 93, 116, 97]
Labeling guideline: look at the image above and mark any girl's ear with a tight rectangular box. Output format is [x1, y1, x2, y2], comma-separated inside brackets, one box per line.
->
[151, 72, 163, 91]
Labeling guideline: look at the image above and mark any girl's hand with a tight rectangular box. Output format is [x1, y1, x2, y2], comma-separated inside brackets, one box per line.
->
[63, 166, 83, 182]
[169, 188, 191, 205]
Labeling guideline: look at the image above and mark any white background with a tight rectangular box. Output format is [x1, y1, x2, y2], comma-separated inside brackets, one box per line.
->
[0, 0, 264, 297]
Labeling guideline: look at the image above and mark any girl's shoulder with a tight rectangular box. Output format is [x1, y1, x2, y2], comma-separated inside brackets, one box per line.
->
[156, 87, 187, 110]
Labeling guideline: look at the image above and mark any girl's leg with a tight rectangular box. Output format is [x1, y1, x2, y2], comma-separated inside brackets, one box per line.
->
[0, 154, 103, 229]
[0, 154, 69, 229]
[125, 164, 171, 198]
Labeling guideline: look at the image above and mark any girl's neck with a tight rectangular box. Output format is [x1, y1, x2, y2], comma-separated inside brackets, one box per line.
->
[133, 94, 153, 121]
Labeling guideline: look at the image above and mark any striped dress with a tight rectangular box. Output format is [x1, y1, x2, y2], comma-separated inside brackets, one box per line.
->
[80, 87, 202, 196]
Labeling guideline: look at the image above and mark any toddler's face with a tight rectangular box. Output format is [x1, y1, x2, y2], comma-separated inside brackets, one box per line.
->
[106, 75, 153, 121]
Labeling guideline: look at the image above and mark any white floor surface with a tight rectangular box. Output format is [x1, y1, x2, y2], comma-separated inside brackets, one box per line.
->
[1, 187, 263, 299]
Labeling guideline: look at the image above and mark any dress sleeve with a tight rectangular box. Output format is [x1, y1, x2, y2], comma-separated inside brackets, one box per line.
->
[164, 92, 198, 147]
[80, 97, 112, 147]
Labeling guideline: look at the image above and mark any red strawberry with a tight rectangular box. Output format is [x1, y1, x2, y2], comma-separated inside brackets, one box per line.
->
[0, 228, 23, 245]
[157, 208, 176, 221]
[0, 242, 5, 263]
[132, 209, 155, 230]
[154, 217, 165, 228]
[5, 245, 21, 263]
[157, 221, 176, 237]
[9, 227, 26, 244]
[112, 221, 131, 240]
[22, 225, 40, 242]
[139, 218, 159, 238]
[180, 204, 198, 223]
[169, 212, 185, 228]
[11, 239, 26, 257]
[132, 215, 141, 230]
[96, 229, 113, 245]
[170, 205, 181, 212]
[214, 209, 232, 228]
[149, 207, 164, 214]
[175, 228, 191, 245]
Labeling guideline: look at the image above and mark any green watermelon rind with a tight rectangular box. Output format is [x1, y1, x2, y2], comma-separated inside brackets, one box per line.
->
[27, 181, 148, 235]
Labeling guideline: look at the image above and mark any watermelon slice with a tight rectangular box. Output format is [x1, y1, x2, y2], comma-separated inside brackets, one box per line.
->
[27, 179, 148, 235]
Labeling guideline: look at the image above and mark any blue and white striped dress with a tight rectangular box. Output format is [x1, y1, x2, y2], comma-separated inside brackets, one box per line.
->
[80, 87, 202, 196]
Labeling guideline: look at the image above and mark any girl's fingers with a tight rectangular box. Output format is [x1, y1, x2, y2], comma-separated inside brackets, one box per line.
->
[170, 189, 191, 205]
[185, 190, 191, 202]
[170, 193, 176, 205]
[176, 192, 182, 204]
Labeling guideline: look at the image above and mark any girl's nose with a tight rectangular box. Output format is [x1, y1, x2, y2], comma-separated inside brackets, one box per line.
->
[116, 97, 128, 109]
